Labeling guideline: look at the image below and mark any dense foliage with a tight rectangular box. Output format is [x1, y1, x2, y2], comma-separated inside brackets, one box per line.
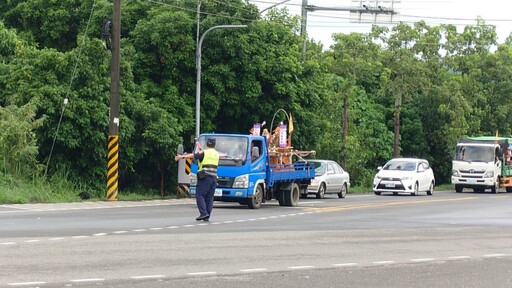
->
[1, 0, 511, 197]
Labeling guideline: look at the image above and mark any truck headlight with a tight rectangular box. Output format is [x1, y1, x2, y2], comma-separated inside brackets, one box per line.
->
[190, 173, 197, 186]
[233, 174, 249, 188]
[452, 170, 460, 177]
[484, 171, 494, 178]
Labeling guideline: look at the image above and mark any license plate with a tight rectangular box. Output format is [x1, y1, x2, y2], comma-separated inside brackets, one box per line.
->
[467, 179, 477, 184]
[385, 183, 395, 188]
[214, 189, 222, 196]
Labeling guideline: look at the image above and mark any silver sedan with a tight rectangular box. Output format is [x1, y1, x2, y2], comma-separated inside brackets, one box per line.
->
[303, 160, 350, 199]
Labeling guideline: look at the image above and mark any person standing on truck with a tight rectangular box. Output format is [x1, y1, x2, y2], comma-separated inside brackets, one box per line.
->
[175, 138, 219, 221]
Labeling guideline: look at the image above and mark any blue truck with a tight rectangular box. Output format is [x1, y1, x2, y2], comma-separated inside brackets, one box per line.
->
[188, 133, 316, 209]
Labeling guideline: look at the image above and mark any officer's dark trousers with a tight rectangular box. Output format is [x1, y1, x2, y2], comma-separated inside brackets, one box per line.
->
[195, 176, 217, 217]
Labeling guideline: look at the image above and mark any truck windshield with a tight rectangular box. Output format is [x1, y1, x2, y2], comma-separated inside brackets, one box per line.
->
[454, 145, 494, 162]
[197, 136, 248, 166]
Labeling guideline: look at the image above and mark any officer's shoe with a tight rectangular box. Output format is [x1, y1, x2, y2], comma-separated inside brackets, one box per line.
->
[203, 216, 210, 222]
[196, 214, 209, 221]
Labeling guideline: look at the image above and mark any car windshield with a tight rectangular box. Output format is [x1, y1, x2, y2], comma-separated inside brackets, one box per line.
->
[454, 145, 494, 162]
[197, 136, 248, 166]
[383, 161, 416, 171]
[311, 162, 326, 176]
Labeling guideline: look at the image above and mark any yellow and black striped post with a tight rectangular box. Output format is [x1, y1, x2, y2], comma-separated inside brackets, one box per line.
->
[176, 158, 191, 198]
[185, 158, 191, 175]
[107, 135, 119, 201]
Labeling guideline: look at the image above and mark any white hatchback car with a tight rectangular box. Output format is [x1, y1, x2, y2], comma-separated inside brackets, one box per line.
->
[373, 158, 435, 196]
[304, 160, 350, 199]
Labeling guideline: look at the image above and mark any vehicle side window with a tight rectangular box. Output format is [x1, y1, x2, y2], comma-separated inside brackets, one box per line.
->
[327, 164, 335, 174]
[251, 140, 263, 162]
[417, 163, 425, 172]
[333, 163, 341, 174]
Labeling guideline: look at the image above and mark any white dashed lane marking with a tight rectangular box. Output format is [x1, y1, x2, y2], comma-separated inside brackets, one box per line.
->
[240, 268, 268, 273]
[333, 263, 358, 267]
[130, 275, 166, 279]
[70, 278, 105, 283]
[373, 261, 396, 265]
[187, 272, 216, 276]
[288, 265, 315, 270]
[7, 282, 46, 286]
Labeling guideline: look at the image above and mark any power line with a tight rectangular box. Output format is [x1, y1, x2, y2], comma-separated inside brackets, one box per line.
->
[46, 0, 98, 177]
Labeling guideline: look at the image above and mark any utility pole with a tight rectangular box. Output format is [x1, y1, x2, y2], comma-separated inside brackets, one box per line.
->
[300, 0, 308, 62]
[107, 0, 121, 201]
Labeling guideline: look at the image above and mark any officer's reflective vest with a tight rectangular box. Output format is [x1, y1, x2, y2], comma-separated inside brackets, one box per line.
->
[199, 148, 219, 177]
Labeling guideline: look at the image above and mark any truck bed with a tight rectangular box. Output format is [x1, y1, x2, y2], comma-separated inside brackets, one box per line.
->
[268, 162, 315, 186]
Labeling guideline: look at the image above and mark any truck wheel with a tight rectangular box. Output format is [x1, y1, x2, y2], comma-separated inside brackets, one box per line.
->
[316, 183, 325, 199]
[506, 187, 512, 193]
[284, 183, 300, 207]
[338, 183, 347, 198]
[277, 190, 286, 206]
[491, 181, 499, 194]
[455, 185, 463, 193]
[248, 185, 263, 209]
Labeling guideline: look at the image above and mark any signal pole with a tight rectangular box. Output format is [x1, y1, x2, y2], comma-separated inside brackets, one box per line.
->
[107, 0, 121, 201]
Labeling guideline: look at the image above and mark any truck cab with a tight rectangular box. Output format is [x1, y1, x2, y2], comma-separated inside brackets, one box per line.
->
[451, 138, 503, 193]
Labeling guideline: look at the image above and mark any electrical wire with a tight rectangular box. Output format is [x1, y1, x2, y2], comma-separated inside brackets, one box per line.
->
[45, 0, 98, 177]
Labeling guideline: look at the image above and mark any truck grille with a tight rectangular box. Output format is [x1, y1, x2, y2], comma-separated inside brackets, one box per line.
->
[217, 177, 234, 188]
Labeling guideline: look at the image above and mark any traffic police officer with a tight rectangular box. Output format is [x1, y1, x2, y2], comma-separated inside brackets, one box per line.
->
[175, 138, 219, 221]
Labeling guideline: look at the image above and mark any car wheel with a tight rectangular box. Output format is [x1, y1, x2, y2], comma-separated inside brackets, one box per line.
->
[316, 183, 326, 199]
[427, 181, 434, 196]
[374, 191, 381, 195]
[411, 182, 419, 196]
[338, 183, 347, 199]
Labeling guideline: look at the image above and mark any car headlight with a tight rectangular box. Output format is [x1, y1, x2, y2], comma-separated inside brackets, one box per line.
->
[375, 175, 382, 180]
[452, 170, 460, 177]
[484, 171, 494, 178]
[233, 174, 249, 188]
[311, 178, 318, 184]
